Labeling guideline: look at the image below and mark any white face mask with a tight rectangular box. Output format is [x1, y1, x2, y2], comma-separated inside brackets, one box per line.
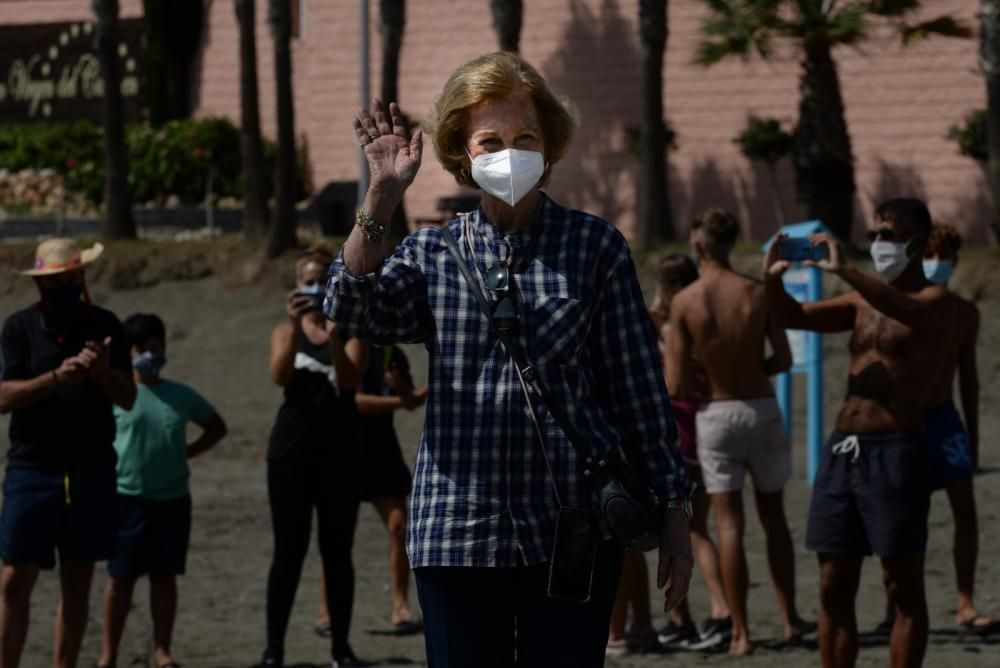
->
[870, 240, 912, 282]
[469, 148, 544, 207]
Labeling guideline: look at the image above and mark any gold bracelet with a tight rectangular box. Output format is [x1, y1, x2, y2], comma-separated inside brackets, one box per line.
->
[355, 208, 388, 243]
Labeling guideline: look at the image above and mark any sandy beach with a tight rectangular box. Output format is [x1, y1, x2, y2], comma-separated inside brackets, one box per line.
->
[0, 243, 997, 667]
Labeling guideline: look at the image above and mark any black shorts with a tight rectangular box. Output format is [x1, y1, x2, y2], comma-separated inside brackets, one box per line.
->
[360, 432, 412, 501]
[108, 494, 192, 579]
[806, 432, 930, 558]
[0, 466, 117, 569]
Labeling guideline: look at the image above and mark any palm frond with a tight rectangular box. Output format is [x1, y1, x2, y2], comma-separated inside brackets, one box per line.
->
[694, 0, 781, 65]
[901, 15, 973, 45]
[825, 3, 868, 45]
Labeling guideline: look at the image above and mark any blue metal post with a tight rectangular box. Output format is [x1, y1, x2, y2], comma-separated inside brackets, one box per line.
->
[806, 267, 824, 484]
[776, 372, 792, 437]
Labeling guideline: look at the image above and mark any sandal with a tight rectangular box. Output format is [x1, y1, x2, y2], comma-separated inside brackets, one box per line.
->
[958, 614, 995, 634]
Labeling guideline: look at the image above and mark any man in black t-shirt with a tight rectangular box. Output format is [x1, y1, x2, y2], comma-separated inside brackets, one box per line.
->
[0, 239, 135, 668]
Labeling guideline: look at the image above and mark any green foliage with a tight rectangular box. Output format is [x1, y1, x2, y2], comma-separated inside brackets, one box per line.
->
[0, 119, 310, 206]
[734, 116, 793, 164]
[128, 118, 243, 203]
[695, 1, 970, 65]
[625, 120, 678, 160]
[948, 110, 988, 162]
[0, 122, 106, 201]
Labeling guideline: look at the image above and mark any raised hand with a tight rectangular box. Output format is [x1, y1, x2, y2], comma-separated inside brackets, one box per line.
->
[764, 233, 791, 278]
[804, 232, 846, 274]
[354, 99, 423, 205]
[286, 289, 315, 324]
[77, 337, 112, 378]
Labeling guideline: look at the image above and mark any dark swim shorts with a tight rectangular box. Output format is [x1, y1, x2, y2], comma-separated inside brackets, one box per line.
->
[0, 466, 117, 569]
[108, 494, 192, 579]
[924, 402, 974, 488]
[806, 431, 930, 558]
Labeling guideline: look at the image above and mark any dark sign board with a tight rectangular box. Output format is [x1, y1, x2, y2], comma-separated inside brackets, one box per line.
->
[0, 19, 143, 123]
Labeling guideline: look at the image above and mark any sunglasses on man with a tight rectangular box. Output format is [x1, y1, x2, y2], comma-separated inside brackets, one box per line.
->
[866, 227, 913, 243]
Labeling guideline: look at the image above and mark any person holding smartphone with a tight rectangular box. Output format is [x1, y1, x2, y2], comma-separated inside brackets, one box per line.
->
[262, 244, 367, 668]
[325, 52, 694, 668]
[764, 199, 955, 668]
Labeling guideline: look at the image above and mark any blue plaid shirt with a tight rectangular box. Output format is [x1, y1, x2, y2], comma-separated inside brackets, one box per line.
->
[326, 194, 691, 568]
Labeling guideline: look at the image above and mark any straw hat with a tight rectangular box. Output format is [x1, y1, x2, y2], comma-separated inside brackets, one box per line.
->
[18, 238, 104, 277]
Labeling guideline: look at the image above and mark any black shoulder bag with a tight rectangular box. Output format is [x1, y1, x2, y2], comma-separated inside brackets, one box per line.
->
[440, 226, 662, 552]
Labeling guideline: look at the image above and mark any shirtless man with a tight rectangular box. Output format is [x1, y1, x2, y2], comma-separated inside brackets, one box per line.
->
[668, 209, 808, 656]
[919, 224, 988, 630]
[764, 198, 954, 668]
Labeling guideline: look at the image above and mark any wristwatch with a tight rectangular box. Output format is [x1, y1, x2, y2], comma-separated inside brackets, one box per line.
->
[355, 208, 387, 243]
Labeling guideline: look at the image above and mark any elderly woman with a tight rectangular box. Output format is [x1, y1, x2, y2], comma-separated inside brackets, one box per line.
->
[326, 52, 693, 668]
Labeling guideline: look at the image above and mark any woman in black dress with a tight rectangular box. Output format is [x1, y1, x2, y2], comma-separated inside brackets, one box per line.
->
[262, 245, 365, 668]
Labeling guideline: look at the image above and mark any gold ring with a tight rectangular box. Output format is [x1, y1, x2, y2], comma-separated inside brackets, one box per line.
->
[367, 128, 379, 139]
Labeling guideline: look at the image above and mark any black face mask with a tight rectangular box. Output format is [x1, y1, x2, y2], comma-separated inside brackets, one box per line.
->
[40, 284, 84, 318]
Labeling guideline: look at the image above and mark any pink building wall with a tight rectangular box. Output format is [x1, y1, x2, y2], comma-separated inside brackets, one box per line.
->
[1, 1, 991, 242]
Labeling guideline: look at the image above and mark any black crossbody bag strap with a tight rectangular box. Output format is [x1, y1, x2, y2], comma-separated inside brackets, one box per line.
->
[440, 226, 599, 464]
[442, 225, 663, 551]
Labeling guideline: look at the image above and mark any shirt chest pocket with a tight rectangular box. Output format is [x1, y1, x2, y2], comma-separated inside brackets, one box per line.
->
[525, 296, 591, 367]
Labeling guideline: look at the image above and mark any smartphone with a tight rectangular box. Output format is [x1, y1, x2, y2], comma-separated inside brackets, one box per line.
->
[778, 237, 829, 262]
[547, 507, 597, 603]
[297, 285, 325, 311]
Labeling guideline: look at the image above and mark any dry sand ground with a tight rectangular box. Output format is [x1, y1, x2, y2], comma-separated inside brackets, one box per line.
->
[0, 246, 998, 667]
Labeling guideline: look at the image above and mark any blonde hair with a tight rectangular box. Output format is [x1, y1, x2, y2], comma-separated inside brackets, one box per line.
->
[424, 52, 578, 188]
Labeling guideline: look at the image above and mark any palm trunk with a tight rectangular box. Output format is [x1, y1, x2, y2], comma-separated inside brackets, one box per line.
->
[93, 0, 136, 240]
[638, 0, 673, 245]
[981, 0, 1000, 242]
[267, 0, 298, 258]
[793, 43, 855, 241]
[380, 0, 408, 243]
[236, 0, 269, 242]
[766, 161, 787, 227]
[490, 0, 522, 53]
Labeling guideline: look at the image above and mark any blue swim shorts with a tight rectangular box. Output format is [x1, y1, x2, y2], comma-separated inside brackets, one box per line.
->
[924, 402, 974, 488]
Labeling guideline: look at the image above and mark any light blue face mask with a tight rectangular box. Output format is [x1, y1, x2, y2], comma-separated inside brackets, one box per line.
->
[922, 258, 954, 285]
[132, 350, 167, 378]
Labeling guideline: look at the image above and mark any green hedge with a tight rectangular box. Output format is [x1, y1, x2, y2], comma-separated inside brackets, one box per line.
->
[0, 118, 309, 206]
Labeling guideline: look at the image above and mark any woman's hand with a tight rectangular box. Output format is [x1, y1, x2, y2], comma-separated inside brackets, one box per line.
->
[286, 289, 314, 325]
[355, 99, 423, 212]
[657, 508, 694, 613]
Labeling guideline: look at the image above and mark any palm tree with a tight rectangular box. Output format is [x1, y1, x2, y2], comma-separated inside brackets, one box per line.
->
[267, 0, 298, 257]
[638, 0, 673, 245]
[235, 0, 269, 242]
[734, 116, 794, 226]
[981, 0, 1000, 241]
[490, 0, 523, 52]
[696, 0, 969, 241]
[380, 0, 409, 242]
[141, 0, 204, 126]
[93, 0, 136, 240]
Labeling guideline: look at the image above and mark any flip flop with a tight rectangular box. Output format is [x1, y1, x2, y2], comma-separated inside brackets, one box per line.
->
[392, 618, 424, 635]
[958, 615, 995, 633]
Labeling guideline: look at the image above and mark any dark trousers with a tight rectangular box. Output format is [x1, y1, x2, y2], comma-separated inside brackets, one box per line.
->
[415, 540, 624, 668]
[265, 453, 360, 657]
